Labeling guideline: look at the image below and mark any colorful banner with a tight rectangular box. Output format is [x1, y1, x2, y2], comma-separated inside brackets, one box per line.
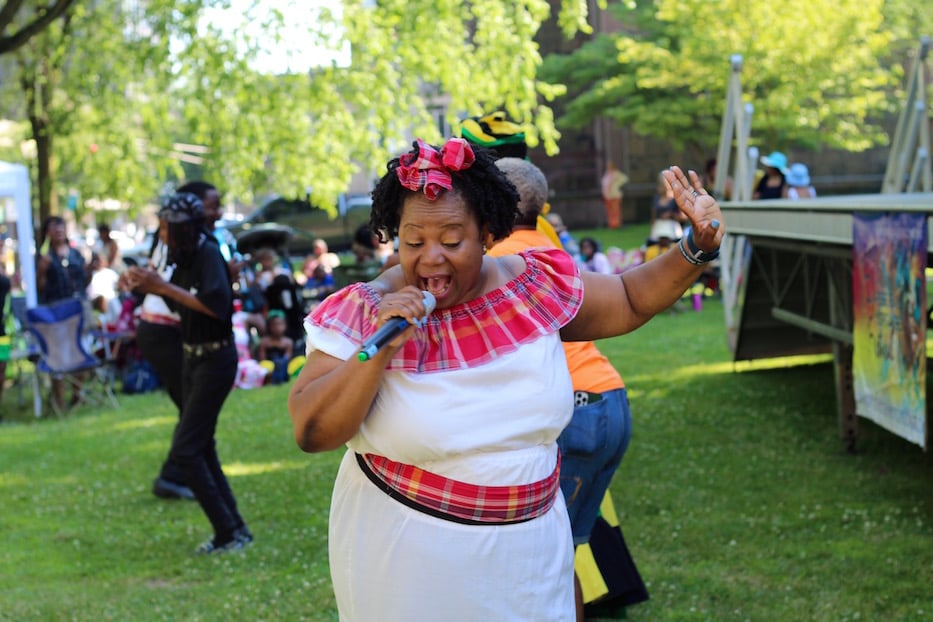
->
[852, 212, 927, 448]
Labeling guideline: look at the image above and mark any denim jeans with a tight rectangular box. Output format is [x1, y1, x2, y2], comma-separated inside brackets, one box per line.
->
[170, 342, 243, 540]
[270, 354, 290, 385]
[557, 387, 632, 545]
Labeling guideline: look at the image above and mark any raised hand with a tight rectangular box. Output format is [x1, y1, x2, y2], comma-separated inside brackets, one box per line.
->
[661, 166, 725, 252]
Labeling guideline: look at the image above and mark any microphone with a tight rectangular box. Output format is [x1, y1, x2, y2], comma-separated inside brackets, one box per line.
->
[358, 291, 436, 362]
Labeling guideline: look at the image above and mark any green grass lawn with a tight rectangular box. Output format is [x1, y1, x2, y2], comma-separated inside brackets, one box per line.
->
[2, 253, 932, 620]
[573, 222, 653, 252]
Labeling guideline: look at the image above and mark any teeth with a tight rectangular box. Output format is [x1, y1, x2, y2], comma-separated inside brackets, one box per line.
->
[425, 277, 448, 295]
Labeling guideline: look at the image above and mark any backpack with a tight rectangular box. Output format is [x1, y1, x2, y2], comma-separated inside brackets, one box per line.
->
[122, 359, 161, 394]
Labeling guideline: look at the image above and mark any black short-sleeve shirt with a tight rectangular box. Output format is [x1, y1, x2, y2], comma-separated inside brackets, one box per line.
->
[169, 238, 232, 344]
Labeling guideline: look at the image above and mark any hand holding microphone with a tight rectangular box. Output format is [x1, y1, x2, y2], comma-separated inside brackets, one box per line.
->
[358, 290, 436, 361]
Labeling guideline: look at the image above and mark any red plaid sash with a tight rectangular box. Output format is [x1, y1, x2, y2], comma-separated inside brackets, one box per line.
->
[356, 451, 561, 525]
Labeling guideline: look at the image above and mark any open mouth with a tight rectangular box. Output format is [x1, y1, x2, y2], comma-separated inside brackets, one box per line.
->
[421, 276, 452, 300]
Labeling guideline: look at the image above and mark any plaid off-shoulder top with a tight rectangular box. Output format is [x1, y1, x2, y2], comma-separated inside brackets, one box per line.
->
[305, 248, 583, 371]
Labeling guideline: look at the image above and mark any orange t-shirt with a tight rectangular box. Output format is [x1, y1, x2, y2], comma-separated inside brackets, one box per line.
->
[488, 228, 624, 393]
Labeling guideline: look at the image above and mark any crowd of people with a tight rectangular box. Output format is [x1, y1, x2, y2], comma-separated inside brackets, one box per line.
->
[13, 121, 737, 617]
[578, 150, 816, 292]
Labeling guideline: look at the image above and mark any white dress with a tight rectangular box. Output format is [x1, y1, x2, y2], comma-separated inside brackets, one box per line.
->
[305, 249, 583, 622]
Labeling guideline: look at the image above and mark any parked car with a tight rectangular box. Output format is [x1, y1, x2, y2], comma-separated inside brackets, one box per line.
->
[122, 232, 155, 268]
[122, 218, 245, 268]
[230, 193, 373, 255]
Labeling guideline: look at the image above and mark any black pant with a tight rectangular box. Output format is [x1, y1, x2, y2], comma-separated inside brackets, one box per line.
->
[172, 342, 242, 540]
[135, 320, 187, 485]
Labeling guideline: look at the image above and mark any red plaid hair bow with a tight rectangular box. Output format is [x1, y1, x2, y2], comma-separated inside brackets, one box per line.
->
[396, 137, 475, 200]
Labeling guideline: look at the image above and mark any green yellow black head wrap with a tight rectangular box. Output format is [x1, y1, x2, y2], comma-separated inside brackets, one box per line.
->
[458, 111, 528, 160]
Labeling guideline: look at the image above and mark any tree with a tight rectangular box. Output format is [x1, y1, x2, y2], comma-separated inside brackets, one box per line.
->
[174, 0, 587, 207]
[8, 0, 195, 224]
[0, 0, 77, 55]
[540, 0, 905, 158]
[4, 0, 591, 224]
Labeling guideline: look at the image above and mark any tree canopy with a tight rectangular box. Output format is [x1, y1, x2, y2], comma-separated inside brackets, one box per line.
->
[540, 0, 931, 157]
[1, 0, 591, 223]
[0, 0, 77, 55]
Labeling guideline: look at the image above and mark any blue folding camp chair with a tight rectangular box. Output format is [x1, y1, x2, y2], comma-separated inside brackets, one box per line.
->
[25, 298, 118, 416]
[6, 295, 42, 416]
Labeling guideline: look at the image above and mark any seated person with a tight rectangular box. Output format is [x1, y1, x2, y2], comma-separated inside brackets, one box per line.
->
[0, 268, 9, 410]
[310, 238, 341, 272]
[351, 224, 377, 264]
[578, 237, 613, 274]
[545, 212, 581, 262]
[351, 224, 392, 267]
[644, 219, 682, 262]
[258, 310, 294, 385]
[606, 246, 643, 273]
[264, 273, 305, 346]
[86, 253, 121, 325]
[303, 264, 336, 302]
[233, 300, 270, 389]
[298, 239, 341, 285]
[254, 248, 290, 292]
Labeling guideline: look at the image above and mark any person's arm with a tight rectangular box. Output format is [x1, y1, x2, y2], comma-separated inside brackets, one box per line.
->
[368, 265, 406, 296]
[35, 254, 51, 294]
[563, 251, 705, 340]
[562, 166, 724, 341]
[752, 173, 766, 199]
[288, 286, 428, 452]
[105, 240, 119, 268]
[283, 337, 294, 359]
[124, 266, 218, 318]
[257, 338, 268, 361]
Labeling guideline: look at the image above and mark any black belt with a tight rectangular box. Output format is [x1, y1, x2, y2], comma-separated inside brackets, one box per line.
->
[182, 337, 232, 357]
[573, 391, 603, 407]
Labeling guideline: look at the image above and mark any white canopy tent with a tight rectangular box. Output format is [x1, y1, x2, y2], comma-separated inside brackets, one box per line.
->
[0, 160, 36, 307]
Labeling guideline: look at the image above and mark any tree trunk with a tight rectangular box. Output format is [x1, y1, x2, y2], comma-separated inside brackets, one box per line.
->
[30, 114, 55, 225]
[0, 0, 77, 56]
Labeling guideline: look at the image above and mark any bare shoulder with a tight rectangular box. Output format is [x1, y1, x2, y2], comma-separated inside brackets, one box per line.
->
[369, 265, 404, 295]
[487, 254, 526, 289]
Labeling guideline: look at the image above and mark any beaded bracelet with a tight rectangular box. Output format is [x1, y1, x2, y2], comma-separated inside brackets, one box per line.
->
[678, 227, 720, 265]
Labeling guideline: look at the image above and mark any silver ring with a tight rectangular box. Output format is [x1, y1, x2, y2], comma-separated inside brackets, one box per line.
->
[691, 190, 698, 197]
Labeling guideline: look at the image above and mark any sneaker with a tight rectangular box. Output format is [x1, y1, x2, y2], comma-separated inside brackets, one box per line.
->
[195, 536, 245, 555]
[152, 478, 196, 501]
[233, 526, 254, 546]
